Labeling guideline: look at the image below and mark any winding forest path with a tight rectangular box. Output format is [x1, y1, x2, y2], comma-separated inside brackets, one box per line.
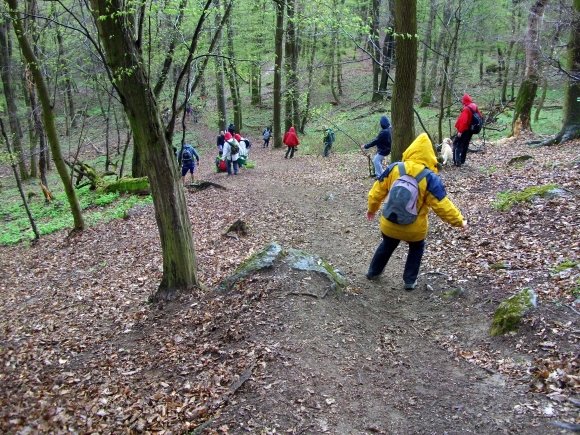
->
[196, 145, 558, 434]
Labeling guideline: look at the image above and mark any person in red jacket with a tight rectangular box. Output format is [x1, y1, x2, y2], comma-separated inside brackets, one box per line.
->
[283, 126, 300, 159]
[453, 93, 482, 167]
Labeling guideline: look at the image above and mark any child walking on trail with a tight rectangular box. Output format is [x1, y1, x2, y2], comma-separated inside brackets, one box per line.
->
[322, 127, 336, 157]
[361, 115, 392, 177]
[177, 143, 200, 185]
[283, 126, 300, 159]
[365, 133, 467, 290]
[262, 126, 272, 148]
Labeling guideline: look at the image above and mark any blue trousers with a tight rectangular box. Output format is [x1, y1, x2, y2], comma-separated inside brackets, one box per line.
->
[367, 234, 425, 285]
[373, 153, 387, 177]
[227, 159, 239, 175]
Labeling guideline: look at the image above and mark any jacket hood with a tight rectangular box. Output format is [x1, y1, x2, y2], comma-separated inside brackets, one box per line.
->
[402, 133, 439, 173]
[380, 116, 391, 129]
[462, 93, 473, 105]
[288, 126, 296, 133]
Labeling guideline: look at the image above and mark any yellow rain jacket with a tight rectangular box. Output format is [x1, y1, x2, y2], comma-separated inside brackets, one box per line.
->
[368, 133, 465, 242]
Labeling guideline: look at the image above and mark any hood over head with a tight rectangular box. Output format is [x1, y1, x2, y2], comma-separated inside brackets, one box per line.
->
[380, 115, 391, 129]
[224, 132, 233, 141]
[402, 133, 439, 173]
[288, 126, 296, 133]
[462, 93, 473, 105]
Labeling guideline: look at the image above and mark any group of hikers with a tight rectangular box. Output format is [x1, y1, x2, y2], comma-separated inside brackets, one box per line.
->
[177, 94, 481, 290]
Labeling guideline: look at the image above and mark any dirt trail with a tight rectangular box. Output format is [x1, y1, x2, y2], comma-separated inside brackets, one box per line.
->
[198, 146, 557, 434]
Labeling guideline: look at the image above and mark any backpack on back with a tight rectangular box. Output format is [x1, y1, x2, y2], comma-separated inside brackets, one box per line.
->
[470, 108, 483, 134]
[229, 141, 239, 155]
[182, 146, 193, 161]
[263, 129, 271, 140]
[382, 162, 430, 225]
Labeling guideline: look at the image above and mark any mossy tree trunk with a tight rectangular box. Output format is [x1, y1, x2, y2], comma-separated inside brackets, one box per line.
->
[419, 0, 436, 106]
[213, 0, 227, 131]
[391, 0, 417, 161]
[225, 13, 242, 131]
[511, 0, 548, 135]
[90, 0, 198, 297]
[7, 0, 85, 230]
[284, 0, 299, 129]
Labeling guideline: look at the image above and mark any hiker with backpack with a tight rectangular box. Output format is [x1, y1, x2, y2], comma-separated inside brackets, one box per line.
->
[322, 127, 336, 157]
[222, 132, 240, 175]
[365, 133, 467, 290]
[452, 93, 483, 167]
[177, 143, 200, 185]
[283, 126, 300, 159]
[361, 115, 392, 177]
[262, 126, 272, 148]
[234, 133, 249, 168]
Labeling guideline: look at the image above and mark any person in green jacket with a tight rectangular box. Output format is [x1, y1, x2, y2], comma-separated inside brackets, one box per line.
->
[365, 133, 467, 290]
[322, 127, 336, 157]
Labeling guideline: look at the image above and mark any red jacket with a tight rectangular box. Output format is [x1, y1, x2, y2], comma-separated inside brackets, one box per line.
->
[283, 127, 300, 147]
[455, 94, 482, 134]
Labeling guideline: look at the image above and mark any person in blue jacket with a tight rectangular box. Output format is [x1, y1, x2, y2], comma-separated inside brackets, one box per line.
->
[361, 115, 392, 177]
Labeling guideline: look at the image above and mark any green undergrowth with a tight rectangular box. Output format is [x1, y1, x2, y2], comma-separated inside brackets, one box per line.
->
[493, 184, 559, 211]
[0, 185, 152, 246]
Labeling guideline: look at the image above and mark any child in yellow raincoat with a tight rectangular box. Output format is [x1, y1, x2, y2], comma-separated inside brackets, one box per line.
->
[366, 133, 467, 290]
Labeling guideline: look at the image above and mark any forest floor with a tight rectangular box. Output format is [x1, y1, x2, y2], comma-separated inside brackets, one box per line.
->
[0, 134, 579, 434]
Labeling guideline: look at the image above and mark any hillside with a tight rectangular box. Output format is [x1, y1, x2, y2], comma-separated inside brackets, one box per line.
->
[0, 134, 578, 433]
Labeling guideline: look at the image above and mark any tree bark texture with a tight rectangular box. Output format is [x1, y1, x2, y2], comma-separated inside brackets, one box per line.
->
[419, 0, 436, 106]
[7, 0, 85, 230]
[90, 0, 199, 296]
[0, 19, 28, 179]
[512, 0, 549, 134]
[284, 0, 299, 129]
[273, 0, 285, 148]
[391, 0, 417, 161]
[225, 13, 242, 130]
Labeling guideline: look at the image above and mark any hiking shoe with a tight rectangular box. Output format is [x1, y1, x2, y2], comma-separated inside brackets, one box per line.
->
[366, 273, 379, 281]
[404, 280, 417, 291]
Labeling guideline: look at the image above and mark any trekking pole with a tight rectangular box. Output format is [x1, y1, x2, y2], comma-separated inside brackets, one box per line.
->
[315, 112, 376, 178]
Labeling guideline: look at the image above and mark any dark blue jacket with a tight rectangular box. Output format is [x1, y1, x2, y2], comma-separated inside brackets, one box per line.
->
[364, 115, 392, 156]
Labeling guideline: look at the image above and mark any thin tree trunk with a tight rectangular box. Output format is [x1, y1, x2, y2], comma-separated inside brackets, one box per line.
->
[225, 14, 242, 130]
[0, 118, 40, 242]
[420, 0, 436, 106]
[370, 0, 382, 102]
[0, 20, 27, 179]
[391, 0, 417, 160]
[426, 2, 449, 105]
[300, 23, 317, 133]
[91, 0, 198, 297]
[437, 10, 460, 144]
[380, 0, 396, 96]
[20, 73, 37, 178]
[502, 1, 519, 103]
[213, 0, 227, 131]
[8, 0, 84, 230]
[285, 0, 299, 128]
[273, 0, 285, 148]
[55, 15, 76, 131]
[512, 0, 549, 134]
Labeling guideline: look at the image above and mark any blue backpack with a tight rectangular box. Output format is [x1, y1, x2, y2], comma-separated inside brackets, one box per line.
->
[382, 163, 431, 225]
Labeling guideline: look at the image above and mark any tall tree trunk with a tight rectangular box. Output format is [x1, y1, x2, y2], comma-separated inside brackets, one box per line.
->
[391, 0, 417, 161]
[55, 16, 76, 131]
[370, 0, 382, 102]
[547, 0, 580, 144]
[7, 0, 84, 230]
[273, 0, 285, 148]
[213, 0, 227, 131]
[419, 0, 436, 106]
[20, 73, 37, 178]
[225, 14, 242, 130]
[285, 0, 299, 129]
[380, 0, 396, 96]
[0, 19, 28, 179]
[426, 2, 449, 105]
[501, 1, 520, 103]
[300, 23, 317, 133]
[90, 0, 199, 297]
[512, 0, 549, 135]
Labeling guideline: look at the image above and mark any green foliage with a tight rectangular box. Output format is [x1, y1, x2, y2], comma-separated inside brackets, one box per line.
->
[0, 184, 152, 246]
[490, 288, 537, 336]
[492, 184, 559, 211]
[550, 259, 578, 274]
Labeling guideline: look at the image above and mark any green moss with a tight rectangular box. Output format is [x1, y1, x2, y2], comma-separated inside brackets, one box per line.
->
[490, 288, 537, 336]
[490, 261, 509, 270]
[104, 177, 150, 194]
[493, 184, 559, 211]
[550, 259, 578, 273]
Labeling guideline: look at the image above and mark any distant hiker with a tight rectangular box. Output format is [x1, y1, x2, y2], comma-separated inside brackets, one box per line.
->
[234, 133, 249, 168]
[227, 123, 236, 135]
[322, 127, 336, 157]
[365, 133, 467, 290]
[222, 132, 240, 175]
[283, 126, 300, 159]
[262, 126, 272, 148]
[217, 131, 225, 153]
[215, 151, 227, 173]
[177, 143, 200, 185]
[453, 93, 483, 167]
[361, 115, 392, 177]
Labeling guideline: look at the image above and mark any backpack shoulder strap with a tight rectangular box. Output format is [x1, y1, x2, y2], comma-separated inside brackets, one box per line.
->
[377, 161, 399, 181]
[397, 162, 406, 176]
[414, 167, 431, 183]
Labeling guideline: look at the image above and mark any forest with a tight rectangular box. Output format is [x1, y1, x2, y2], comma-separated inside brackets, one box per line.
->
[0, 0, 579, 433]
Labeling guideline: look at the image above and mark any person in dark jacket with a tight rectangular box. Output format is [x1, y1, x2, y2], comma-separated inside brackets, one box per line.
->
[453, 93, 482, 167]
[322, 127, 336, 157]
[361, 115, 392, 177]
[216, 131, 225, 153]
